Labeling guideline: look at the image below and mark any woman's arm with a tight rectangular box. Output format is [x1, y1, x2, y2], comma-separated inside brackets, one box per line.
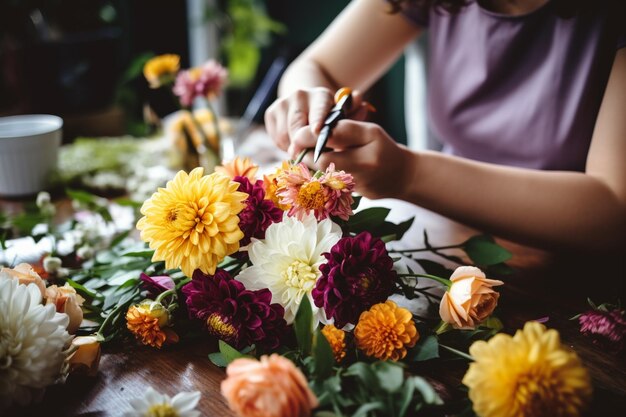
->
[310, 49, 626, 252]
[265, 0, 421, 153]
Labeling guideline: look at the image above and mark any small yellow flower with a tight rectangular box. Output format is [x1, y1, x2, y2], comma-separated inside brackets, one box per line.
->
[144, 54, 180, 88]
[137, 168, 247, 277]
[215, 157, 259, 181]
[463, 321, 592, 417]
[321, 324, 346, 363]
[126, 300, 172, 348]
[354, 300, 419, 361]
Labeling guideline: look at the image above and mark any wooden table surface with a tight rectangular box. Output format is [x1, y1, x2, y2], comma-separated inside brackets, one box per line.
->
[2, 198, 625, 417]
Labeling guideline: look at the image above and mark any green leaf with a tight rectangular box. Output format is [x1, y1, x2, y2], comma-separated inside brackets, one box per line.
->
[398, 380, 416, 417]
[114, 198, 143, 209]
[120, 250, 155, 259]
[208, 352, 229, 368]
[346, 362, 379, 388]
[347, 207, 390, 233]
[463, 235, 512, 266]
[351, 195, 362, 211]
[312, 329, 335, 380]
[409, 376, 443, 405]
[66, 279, 98, 299]
[409, 335, 439, 362]
[486, 262, 515, 275]
[415, 259, 454, 279]
[482, 316, 503, 331]
[218, 340, 251, 365]
[372, 361, 404, 393]
[352, 402, 386, 417]
[66, 188, 100, 204]
[294, 296, 314, 354]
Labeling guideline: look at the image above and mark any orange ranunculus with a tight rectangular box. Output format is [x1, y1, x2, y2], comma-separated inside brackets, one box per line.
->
[215, 156, 259, 181]
[221, 354, 318, 417]
[68, 336, 101, 377]
[439, 266, 504, 330]
[0, 263, 46, 299]
[45, 283, 85, 334]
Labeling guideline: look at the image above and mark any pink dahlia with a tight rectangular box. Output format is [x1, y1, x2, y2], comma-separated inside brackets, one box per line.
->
[312, 232, 397, 328]
[277, 163, 354, 221]
[234, 176, 283, 247]
[182, 269, 286, 349]
[578, 307, 626, 352]
[173, 60, 228, 107]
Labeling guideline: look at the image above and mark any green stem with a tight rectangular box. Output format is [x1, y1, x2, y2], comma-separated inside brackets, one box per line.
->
[294, 148, 310, 165]
[397, 273, 452, 288]
[439, 344, 474, 361]
[156, 288, 177, 304]
[205, 100, 222, 154]
[390, 244, 462, 254]
[95, 299, 132, 341]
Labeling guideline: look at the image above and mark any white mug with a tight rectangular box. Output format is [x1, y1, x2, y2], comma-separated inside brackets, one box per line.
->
[0, 115, 63, 197]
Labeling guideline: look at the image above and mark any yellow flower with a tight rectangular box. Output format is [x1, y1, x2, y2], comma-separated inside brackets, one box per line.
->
[463, 321, 592, 417]
[321, 324, 346, 363]
[262, 161, 292, 211]
[354, 300, 419, 361]
[215, 157, 259, 181]
[137, 168, 247, 277]
[143, 54, 180, 88]
[126, 300, 178, 349]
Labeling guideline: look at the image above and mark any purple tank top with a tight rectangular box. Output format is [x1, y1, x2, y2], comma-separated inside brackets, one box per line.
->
[402, 0, 626, 170]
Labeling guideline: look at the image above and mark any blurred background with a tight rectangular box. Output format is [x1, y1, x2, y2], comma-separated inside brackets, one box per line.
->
[0, 0, 414, 145]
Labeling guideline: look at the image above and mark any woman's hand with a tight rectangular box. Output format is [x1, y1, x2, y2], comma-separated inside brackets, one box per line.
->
[264, 87, 369, 157]
[294, 119, 417, 200]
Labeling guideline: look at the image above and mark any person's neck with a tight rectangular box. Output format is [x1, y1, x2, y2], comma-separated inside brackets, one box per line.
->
[481, 0, 549, 15]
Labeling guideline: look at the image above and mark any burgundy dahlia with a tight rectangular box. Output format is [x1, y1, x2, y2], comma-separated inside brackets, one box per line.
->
[234, 176, 283, 247]
[182, 269, 286, 349]
[312, 232, 397, 328]
[578, 308, 626, 352]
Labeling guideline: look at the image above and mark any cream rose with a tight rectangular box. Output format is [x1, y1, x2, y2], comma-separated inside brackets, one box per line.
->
[68, 336, 101, 377]
[221, 354, 318, 417]
[45, 283, 85, 334]
[0, 263, 47, 299]
[439, 266, 503, 330]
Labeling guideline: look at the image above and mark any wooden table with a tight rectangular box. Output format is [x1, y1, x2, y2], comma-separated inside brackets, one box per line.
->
[3, 198, 625, 417]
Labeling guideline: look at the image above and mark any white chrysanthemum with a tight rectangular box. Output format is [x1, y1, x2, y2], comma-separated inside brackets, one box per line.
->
[237, 213, 342, 325]
[123, 386, 201, 417]
[0, 276, 71, 409]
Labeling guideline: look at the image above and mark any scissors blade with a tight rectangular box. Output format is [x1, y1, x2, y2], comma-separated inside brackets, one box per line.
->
[312, 93, 353, 163]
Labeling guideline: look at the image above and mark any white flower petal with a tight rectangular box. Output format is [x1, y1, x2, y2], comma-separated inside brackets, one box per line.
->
[171, 390, 201, 411]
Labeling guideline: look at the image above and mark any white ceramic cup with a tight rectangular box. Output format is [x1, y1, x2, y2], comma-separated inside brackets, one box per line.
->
[0, 115, 63, 197]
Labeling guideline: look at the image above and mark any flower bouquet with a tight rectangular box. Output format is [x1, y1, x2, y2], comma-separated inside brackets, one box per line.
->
[0, 155, 604, 417]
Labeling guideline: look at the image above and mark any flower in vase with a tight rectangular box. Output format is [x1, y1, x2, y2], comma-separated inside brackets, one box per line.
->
[313, 232, 397, 328]
[354, 300, 419, 361]
[236, 213, 342, 325]
[463, 321, 592, 417]
[234, 176, 283, 247]
[144, 54, 180, 88]
[123, 386, 201, 417]
[221, 354, 318, 417]
[182, 269, 286, 350]
[0, 276, 72, 409]
[173, 60, 228, 107]
[277, 163, 354, 221]
[216, 157, 259, 181]
[136, 168, 247, 277]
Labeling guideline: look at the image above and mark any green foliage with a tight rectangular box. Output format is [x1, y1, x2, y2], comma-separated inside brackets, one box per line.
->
[462, 235, 512, 266]
[295, 296, 314, 355]
[311, 329, 335, 380]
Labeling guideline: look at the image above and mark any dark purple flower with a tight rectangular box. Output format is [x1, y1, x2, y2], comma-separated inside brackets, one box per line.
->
[312, 232, 397, 328]
[578, 308, 626, 352]
[140, 273, 175, 297]
[234, 176, 283, 247]
[181, 269, 286, 349]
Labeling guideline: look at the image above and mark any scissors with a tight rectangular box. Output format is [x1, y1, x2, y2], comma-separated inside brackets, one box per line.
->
[313, 87, 353, 163]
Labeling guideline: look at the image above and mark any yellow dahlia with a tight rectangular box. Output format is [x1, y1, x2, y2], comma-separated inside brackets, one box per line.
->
[143, 54, 180, 88]
[137, 168, 247, 277]
[215, 156, 259, 181]
[354, 300, 419, 361]
[321, 324, 346, 363]
[463, 321, 592, 417]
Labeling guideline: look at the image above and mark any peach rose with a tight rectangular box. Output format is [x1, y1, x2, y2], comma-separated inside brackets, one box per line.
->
[439, 266, 503, 330]
[68, 336, 101, 377]
[45, 283, 85, 334]
[0, 263, 47, 299]
[221, 354, 318, 417]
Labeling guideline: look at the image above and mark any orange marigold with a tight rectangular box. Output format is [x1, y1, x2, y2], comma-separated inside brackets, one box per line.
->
[126, 301, 178, 349]
[321, 324, 347, 363]
[354, 300, 419, 361]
